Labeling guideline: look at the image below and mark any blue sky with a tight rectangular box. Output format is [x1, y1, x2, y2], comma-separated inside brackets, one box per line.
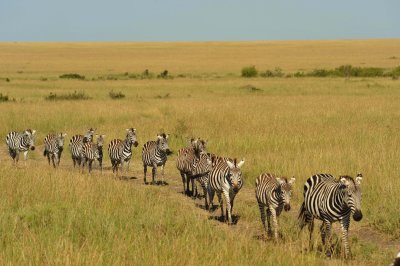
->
[0, 0, 399, 41]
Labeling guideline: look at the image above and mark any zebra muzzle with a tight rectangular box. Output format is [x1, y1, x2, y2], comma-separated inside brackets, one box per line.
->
[30, 146, 35, 151]
[353, 210, 363, 221]
[284, 204, 291, 211]
[133, 141, 139, 147]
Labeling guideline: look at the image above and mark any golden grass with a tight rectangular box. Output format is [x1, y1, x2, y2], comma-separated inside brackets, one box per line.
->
[0, 40, 399, 265]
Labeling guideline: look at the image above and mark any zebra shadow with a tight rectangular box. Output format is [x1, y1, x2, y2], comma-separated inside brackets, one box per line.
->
[144, 181, 169, 186]
[208, 214, 241, 225]
[118, 176, 138, 181]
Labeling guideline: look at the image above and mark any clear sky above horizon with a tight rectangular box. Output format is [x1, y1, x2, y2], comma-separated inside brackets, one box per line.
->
[0, 0, 399, 42]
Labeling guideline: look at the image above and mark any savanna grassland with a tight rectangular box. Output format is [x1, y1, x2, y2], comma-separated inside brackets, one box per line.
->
[0, 40, 399, 265]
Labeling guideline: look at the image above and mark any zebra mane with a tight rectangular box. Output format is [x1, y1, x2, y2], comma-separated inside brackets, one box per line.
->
[160, 133, 167, 138]
[233, 158, 237, 167]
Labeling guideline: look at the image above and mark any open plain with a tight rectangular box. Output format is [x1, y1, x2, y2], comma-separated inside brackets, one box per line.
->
[0, 40, 399, 265]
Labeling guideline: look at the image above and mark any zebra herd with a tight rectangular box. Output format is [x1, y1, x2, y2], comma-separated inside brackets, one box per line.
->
[2, 128, 375, 260]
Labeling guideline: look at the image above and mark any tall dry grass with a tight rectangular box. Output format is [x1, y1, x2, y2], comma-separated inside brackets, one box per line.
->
[0, 41, 399, 265]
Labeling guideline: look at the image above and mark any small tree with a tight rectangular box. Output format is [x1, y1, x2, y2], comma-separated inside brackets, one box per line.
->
[241, 66, 258, 77]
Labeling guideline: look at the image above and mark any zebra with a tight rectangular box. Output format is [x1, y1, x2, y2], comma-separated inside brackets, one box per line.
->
[80, 141, 100, 173]
[176, 138, 207, 196]
[255, 173, 295, 239]
[298, 173, 363, 259]
[69, 128, 96, 167]
[391, 252, 400, 266]
[142, 133, 170, 185]
[208, 157, 245, 225]
[43, 132, 67, 168]
[190, 152, 213, 209]
[108, 128, 139, 175]
[5, 129, 36, 163]
[96, 134, 105, 172]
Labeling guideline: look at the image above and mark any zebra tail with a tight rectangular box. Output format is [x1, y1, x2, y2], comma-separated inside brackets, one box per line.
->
[298, 202, 308, 230]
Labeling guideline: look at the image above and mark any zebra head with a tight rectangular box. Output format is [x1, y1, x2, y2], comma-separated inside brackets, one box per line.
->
[277, 177, 296, 211]
[340, 174, 363, 221]
[126, 128, 139, 147]
[191, 152, 212, 176]
[157, 133, 170, 154]
[57, 132, 67, 151]
[83, 128, 96, 142]
[191, 138, 207, 154]
[226, 159, 245, 193]
[96, 134, 105, 147]
[24, 129, 36, 150]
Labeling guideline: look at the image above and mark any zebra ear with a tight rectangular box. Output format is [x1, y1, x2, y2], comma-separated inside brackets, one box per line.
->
[340, 177, 349, 188]
[289, 177, 296, 184]
[63, 133, 67, 137]
[157, 135, 162, 140]
[237, 159, 245, 168]
[32, 130, 36, 135]
[226, 160, 235, 169]
[355, 175, 363, 185]
[166, 134, 169, 139]
[276, 178, 284, 185]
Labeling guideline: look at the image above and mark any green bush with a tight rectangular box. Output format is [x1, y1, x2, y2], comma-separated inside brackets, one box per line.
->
[241, 66, 258, 77]
[0, 93, 15, 102]
[45, 91, 90, 101]
[59, 73, 85, 80]
[109, 90, 125, 99]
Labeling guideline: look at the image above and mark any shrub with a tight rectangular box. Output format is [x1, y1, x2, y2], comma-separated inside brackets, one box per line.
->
[109, 90, 125, 99]
[259, 70, 274, 78]
[0, 93, 15, 102]
[241, 66, 258, 77]
[158, 70, 169, 79]
[308, 69, 331, 77]
[59, 73, 85, 80]
[45, 91, 90, 101]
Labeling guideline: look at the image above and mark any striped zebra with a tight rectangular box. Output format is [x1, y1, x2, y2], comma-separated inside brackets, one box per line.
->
[43, 132, 67, 168]
[255, 173, 295, 239]
[298, 173, 363, 259]
[5, 129, 36, 163]
[108, 128, 138, 175]
[96, 135, 105, 172]
[176, 138, 207, 196]
[142, 133, 170, 185]
[69, 128, 96, 167]
[80, 141, 100, 173]
[191, 152, 213, 209]
[208, 157, 245, 225]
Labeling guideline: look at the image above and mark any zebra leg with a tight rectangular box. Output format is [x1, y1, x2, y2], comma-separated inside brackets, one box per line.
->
[217, 192, 224, 221]
[191, 177, 197, 198]
[51, 154, 56, 168]
[180, 172, 187, 194]
[208, 187, 215, 211]
[161, 164, 165, 185]
[258, 202, 267, 234]
[88, 160, 93, 173]
[151, 164, 157, 185]
[340, 217, 351, 259]
[23, 151, 29, 160]
[308, 217, 315, 251]
[202, 183, 209, 210]
[269, 207, 279, 240]
[321, 220, 332, 257]
[46, 152, 51, 165]
[223, 191, 233, 225]
[266, 208, 272, 236]
[186, 174, 191, 196]
[143, 164, 147, 184]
